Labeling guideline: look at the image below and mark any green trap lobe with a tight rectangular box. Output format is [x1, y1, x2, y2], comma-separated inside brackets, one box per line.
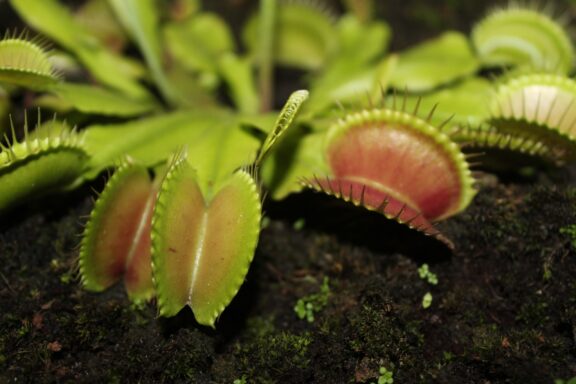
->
[0, 145, 87, 214]
[495, 79, 576, 135]
[0, 38, 58, 90]
[153, 162, 206, 317]
[191, 171, 261, 325]
[153, 158, 261, 326]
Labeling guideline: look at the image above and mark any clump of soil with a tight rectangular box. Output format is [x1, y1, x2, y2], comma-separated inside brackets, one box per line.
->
[1, 169, 575, 383]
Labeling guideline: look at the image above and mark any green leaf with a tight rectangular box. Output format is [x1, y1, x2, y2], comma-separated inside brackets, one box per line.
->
[402, 77, 494, 128]
[83, 111, 260, 195]
[0, 37, 59, 90]
[243, 1, 337, 70]
[9, 0, 150, 99]
[305, 54, 397, 115]
[390, 31, 480, 92]
[108, 0, 179, 104]
[256, 89, 309, 164]
[74, 0, 128, 52]
[335, 15, 391, 68]
[218, 53, 260, 115]
[262, 130, 328, 199]
[152, 155, 261, 326]
[80, 161, 156, 302]
[163, 13, 235, 74]
[161, 13, 235, 107]
[52, 83, 160, 117]
[342, 0, 375, 22]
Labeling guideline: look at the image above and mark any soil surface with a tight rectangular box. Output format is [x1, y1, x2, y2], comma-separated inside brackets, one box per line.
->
[1, 168, 576, 383]
[1, 0, 576, 383]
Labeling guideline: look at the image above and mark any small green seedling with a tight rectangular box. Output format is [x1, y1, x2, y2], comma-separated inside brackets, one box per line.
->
[294, 276, 330, 323]
[422, 292, 433, 309]
[418, 264, 438, 285]
[372, 366, 394, 384]
[418, 264, 437, 309]
[293, 218, 306, 230]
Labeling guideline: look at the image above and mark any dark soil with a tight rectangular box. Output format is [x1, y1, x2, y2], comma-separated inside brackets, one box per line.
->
[1, 170, 576, 383]
[2, 0, 576, 383]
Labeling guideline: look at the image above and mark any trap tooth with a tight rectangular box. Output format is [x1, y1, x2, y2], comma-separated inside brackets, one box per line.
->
[303, 176, 454, 248]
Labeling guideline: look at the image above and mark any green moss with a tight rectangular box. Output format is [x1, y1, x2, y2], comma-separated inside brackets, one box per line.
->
[560, 225, 576, 250]
[517, 299, 551, 328]
[294, 276, 330, 322]
[234, 317, 312, 383]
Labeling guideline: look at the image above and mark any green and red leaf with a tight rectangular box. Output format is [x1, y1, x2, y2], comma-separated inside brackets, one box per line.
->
[325, 109, 475, 221]
[79, 161, 156, 301]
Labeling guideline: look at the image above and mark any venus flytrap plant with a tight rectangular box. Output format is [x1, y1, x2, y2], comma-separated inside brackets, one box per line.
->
[489, 73, 576, 163]
[151, 155, 262, 324]
[0, 0, 309, 325]
[80, 90, 309, 326]
[262, 2, 576, 250]
[0, 0, 274, 214]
